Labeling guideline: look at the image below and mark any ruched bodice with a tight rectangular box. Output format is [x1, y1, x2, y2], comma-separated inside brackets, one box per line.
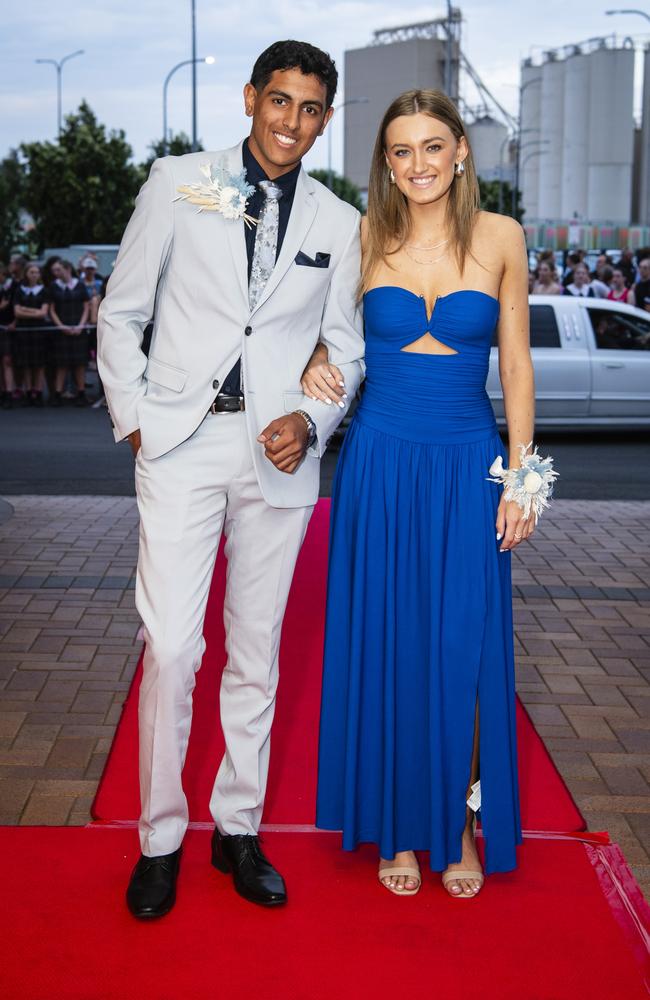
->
[357, 287, 501, 444]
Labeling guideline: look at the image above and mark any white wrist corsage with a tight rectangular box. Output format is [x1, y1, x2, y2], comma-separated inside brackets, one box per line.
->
[175, 160, 258, 228]
[487, 442, 558, 523]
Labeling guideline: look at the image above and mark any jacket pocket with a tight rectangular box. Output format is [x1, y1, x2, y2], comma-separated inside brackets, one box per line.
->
[146, 357, 188, 393]
[283, 390, 306, 413]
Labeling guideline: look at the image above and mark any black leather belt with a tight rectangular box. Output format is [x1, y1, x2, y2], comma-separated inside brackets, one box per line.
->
[209, 394, 245, 414]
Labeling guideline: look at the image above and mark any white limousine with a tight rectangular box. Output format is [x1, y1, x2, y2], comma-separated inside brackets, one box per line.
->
[487, 295, 650, 427]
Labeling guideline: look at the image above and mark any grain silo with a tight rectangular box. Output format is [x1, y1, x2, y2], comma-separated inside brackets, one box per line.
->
[466, 115, 509, 182]
[639, 45, 650, 226]
[519, 60, 542, 220]
[537, 54, 565, 218]
[561, 49, 590, 220]
[586, 42, 635, 222]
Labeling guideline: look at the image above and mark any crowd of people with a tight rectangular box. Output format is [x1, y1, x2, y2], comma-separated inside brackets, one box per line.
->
[529, 247, 650, 310]
[1, 245, 649, 410]
[0, 252, 106, 408]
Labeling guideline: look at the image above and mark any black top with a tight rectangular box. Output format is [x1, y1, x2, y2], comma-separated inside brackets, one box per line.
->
[49, 279, 90, 327]
[14, 285, 49, 328]
[634, 279, 650, 312]
[219, 138, 302, 397]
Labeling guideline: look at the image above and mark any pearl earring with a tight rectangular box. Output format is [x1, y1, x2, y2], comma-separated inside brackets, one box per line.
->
[389, 169, 395, 184]
[455, 161, 465, 176]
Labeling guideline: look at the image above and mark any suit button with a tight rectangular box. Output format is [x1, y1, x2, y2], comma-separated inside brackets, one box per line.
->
[244, 325, 252, 336]
[212, 379, 219, 390]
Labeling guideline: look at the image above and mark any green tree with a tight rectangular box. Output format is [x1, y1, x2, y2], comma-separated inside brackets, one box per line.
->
[0, 149, 29, 262]
[309, 170, 364, 212]
[478, 177, 523, 222]
[20, 101, 142, 249]
[141, 131, 202, 179]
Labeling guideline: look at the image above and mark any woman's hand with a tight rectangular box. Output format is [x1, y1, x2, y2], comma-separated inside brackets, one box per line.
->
[301, 344, 347, 407]
[496, 497, 535, 551]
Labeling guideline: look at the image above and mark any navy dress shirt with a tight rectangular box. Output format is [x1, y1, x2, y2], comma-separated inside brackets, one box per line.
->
[219, 138, 302, 397]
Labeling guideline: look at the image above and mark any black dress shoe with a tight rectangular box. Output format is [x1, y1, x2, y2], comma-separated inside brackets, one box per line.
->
[126, 847, 182, 919]
[211, 830, 287, 906]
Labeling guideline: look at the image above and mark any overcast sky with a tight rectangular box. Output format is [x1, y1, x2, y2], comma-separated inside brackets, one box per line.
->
[1, 1, 648, 173]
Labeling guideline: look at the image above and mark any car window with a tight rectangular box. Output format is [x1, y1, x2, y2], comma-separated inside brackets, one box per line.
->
[491, 304, 561, 348]
[588, 308, 650, 351]
[530, 305, 561, 347]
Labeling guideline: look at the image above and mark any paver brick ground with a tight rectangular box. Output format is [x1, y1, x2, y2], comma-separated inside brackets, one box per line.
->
[0, 496, 648, 897]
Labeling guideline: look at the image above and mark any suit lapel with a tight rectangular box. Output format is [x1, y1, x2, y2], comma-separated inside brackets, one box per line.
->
[249, 168, 318, 317]
[219, 142, 249, 306]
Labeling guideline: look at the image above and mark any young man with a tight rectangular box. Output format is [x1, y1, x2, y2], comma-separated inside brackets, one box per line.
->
[98, 40, 364, 918]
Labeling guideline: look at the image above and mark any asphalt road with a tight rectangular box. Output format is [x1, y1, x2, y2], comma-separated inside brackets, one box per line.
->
[1, 404, 649, 500]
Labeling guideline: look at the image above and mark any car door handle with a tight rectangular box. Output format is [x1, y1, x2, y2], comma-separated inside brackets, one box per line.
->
[603, 362, 624, 369]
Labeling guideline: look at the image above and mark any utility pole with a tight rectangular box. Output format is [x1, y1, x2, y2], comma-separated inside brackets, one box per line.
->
[191, 0, 198, 150]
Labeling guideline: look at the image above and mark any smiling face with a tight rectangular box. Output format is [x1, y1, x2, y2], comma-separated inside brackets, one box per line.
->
[384, 112, 466, 208]
[244, 68, 332, 178]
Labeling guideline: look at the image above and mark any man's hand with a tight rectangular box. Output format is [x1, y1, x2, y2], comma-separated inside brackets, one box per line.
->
[257, 413, 309, 474]
[127, 428, 141, 458]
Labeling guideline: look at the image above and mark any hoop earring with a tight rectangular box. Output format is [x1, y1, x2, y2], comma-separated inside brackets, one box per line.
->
[455, 161, 465, 176]
[389, 169, 395, 184]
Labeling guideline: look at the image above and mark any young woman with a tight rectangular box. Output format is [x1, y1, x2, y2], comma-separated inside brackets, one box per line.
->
[48, 259, 91, 406]
[303, 89, 534, 898]
[607, 267, 633, 304]
[563, 262, 595, 298]
[12, 262, 50, 406]
[532, 259, 562, 295]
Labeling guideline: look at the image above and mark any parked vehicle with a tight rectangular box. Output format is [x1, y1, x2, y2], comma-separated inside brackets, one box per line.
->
[488, 295, 650, 427]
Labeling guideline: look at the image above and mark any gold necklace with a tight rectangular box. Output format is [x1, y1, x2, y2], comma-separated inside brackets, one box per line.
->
[405, 237, 449, 251]
[404, 246, 449, 266]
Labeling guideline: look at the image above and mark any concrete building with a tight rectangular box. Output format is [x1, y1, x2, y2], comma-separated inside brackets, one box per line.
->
[466, 115, 512, 183]
[343, 19, 460, 193]
[521, 39, 637, 225]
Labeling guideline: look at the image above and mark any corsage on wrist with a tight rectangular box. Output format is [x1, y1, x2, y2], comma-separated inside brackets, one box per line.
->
[487, 442, 558, 524]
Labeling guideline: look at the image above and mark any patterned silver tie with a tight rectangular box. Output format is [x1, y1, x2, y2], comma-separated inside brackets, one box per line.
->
[248, 180, 283, 311]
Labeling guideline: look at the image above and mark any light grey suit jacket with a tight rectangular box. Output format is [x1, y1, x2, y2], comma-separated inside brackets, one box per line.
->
[97, 142, 365, 508]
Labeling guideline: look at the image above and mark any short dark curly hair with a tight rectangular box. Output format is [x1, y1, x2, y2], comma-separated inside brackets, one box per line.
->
[250, 40, 338, 110]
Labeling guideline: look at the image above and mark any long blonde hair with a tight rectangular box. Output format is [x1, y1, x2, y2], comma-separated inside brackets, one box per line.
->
[362, 89, 480, 294]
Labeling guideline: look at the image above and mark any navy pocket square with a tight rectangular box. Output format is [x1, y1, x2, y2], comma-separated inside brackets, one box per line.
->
[295, 250, 331, 268]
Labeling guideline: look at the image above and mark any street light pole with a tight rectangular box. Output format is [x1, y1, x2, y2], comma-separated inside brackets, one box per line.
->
[35, 49, 84, 137]
[163, 56, 214, 155]
[191, 0, 197, 150]
[605, 9, 650, 23]
[327, 97, 369, 191]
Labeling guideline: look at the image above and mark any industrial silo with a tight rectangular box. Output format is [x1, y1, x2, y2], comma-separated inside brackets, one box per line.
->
[561, 49, 589, 220]
[519, 59, 542, 220]
[537, 54, 565, 219]
[466, 115, 509, 182]
[586, 42, 635, 222]
[640, 45, 650, 226]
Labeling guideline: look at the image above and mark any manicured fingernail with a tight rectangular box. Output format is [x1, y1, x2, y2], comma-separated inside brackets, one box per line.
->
[342, 393, 348, 399]
[338, 381, 345, 387]
[326, 398, 331, 405]
[338, 401, 344, 408]
[496, 532, 502, 540]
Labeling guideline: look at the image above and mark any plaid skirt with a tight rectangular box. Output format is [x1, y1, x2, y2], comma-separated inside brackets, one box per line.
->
[12, 327, 49, 368]
[0, 326, 11, 358]
[51, 329, 89, 367]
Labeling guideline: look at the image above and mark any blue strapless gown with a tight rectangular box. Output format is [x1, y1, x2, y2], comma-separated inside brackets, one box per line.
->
[316, 287, 522, 874]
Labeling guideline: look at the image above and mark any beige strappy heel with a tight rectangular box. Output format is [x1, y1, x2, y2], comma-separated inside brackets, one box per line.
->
[442, 814, 484, 899]
[378, 859, 421, 896]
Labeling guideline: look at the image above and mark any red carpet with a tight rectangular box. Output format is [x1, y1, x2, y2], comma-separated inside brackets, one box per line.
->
[1, 826, 647, 1000]
[91, 500, 585, 834]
